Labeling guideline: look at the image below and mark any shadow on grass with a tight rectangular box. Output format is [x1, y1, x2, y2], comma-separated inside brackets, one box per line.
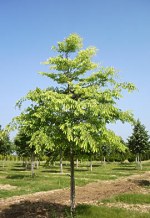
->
[13, 163, 23, 167]
[42, 170, 60, 173]
[10, 168, 27, 172]
[0, 200, 68, 218]
[6, 175, 30, 179]
[112, 167, 136, 171]
[135, 179, 150, 187]
[75, 168, 89, 172]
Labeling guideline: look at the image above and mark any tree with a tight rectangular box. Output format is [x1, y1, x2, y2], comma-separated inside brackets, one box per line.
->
[14, 129, 38, 176]
[0, 125, 12, 168]
[11, 34, 136, 216]
[128, 119, 150, 169]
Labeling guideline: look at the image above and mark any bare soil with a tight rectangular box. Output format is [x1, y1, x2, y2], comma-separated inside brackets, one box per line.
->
[0, 172, 150, 218]
[0, 185, 17, 191]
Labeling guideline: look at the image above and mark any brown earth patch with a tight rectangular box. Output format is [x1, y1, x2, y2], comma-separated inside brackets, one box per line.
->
[0, 184, 17, 191]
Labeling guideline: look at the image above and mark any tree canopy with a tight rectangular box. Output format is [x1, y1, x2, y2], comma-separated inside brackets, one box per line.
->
[0, 125, 12, 157]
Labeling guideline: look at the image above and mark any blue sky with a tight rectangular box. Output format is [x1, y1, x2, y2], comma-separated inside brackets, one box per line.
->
[0, 0, 150, 140]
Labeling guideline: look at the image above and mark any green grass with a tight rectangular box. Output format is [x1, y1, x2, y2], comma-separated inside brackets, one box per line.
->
[102, 193, 150, 204]
[0, 161, 70, 198]
[1, 160, 150, 217]
[65, 205, 150, 218]
[0, 160, 149, 199]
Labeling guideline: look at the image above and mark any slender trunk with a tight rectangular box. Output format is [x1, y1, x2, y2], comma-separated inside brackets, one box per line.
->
[139, 154, 142, 170]
[70, 144, 75, 217]
[136, 153, 142, 170]
[76, 158, 78, 169]
[22, 157, 25, 167]
[60, 149, 63, 174]
[25, 160, 28, 170]
[36, 160, 39, 169]
[103, 156, 106, 165]
[2, 156, 6, 169]
[90, 157, 92, 172]
[135, 156, 137, 163]
[137, 153, 140, 169]
[31, 153, 35, 177]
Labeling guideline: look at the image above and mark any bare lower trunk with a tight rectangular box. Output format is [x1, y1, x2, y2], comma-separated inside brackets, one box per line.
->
[90, 160, 92, 172]
[139, 154, 142, 170]
[2, 156, 6, 169]
[60, 157, 63, 174]
[103, 156, 106, 165]
[136, 153, 142, 170]
[76, 158, 79, 169]
[31, 154, 35, 177]
[60, 148, 63, 174]
[36, 160, 39, 169]
[70, 144, 75, 217]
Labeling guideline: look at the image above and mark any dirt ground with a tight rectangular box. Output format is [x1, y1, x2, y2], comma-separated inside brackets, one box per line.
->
[0, 172, 150, 218]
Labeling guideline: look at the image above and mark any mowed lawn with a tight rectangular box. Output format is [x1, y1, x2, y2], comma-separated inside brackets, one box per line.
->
[0, 160, 150, 217]
[0, 160, 149, 198]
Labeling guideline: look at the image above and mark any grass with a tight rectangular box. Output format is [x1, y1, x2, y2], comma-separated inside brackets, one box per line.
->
[102, 193, 150, 204]
[72, 205, 150, 218]
[0, 160, 149, 199]
[0, 160, 150, 217]
[0, 161, 71, 198]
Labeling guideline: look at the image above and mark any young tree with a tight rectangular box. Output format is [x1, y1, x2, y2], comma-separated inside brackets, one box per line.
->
[11, 34, 135, 216]
[128, 119, 150, 169]
[0, 125, 12, 168]
[14, 129, 37, 176]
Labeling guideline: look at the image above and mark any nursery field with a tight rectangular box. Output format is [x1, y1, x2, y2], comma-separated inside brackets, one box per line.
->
[0, 160, 150, 217]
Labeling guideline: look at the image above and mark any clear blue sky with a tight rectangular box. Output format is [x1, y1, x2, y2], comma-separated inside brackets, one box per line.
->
[0, 0, 150, 140]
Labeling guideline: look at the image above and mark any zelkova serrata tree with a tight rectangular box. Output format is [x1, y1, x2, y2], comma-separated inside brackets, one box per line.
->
[12, 34, 136, 216]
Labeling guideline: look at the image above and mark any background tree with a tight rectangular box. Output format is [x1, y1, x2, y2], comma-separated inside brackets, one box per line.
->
[14, 129, 37, 176]
[128, 119, 150, 169]
[0, 125, 12, 168]
[11, 33, 136, 216]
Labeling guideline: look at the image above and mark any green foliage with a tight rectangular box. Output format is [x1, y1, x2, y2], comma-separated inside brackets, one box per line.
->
[14, 129, 33, 157]
[12, 33, 136, 156]
[0, 126, 12, 156]
[128, 119, 150, 158]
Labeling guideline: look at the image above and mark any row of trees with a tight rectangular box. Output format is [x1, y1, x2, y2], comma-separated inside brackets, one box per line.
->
[1, 120, 149, 166]
[0, 34, 149, 216]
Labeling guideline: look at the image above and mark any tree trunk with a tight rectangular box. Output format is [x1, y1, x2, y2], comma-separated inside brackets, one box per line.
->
[36, 160, 39, 169]
[60, 149, 63, 174]
[2, 156, 6, 169]
[70, 144, 75, 217]
[25, 160, 28, 170]
[90, 158, 92, 172]
[103, 156, 106, 165]
[76, 158, 79, 169]
[31, 153, 35, 177]
[135, 156, 137, 163]
[136, 153, 142, 170]
[139, 154, 142, 170]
